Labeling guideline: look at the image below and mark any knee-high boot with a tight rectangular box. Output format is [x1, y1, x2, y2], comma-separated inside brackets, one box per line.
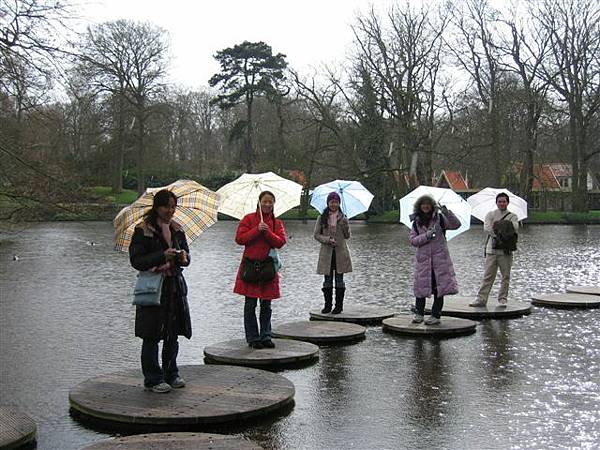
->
[321, 287, 333, 313]
[332, 287, 345, 314]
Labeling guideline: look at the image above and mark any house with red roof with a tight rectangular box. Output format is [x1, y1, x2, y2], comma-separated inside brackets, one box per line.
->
[435, 170, 469, 191]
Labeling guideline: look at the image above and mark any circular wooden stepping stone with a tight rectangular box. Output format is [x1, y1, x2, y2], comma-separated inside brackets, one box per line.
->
[0, 408, 37, 450]
[424, 296, 531, 319]
[69, 365, 294, 427]
[83, 432, 263, 449]
[309, 306, 395, 324]
[383, 315, 477, 337]
[531, 293, 600, 308]
[273, 321, 366, 344]
[566, 285, 600, 296]
[203, 338, 318, 367]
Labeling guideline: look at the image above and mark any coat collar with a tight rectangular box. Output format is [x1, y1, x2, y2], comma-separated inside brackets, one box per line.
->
[137, 219, 183, 237]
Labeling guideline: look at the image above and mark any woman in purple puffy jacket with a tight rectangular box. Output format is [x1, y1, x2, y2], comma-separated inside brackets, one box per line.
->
[409, 195, 460, 325]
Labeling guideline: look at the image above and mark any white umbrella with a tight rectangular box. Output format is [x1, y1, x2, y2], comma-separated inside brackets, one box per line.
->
[399, 185, 472, 241]
[216, 172, 303, 219]
[467, 188, 528, 221]
[310, 179, 374, 219]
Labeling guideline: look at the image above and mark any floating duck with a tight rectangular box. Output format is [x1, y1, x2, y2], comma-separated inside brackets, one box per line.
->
[12, 255, 19, 261]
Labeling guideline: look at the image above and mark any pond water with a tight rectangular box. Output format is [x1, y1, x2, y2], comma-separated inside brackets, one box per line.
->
[1, 221, 599, 449]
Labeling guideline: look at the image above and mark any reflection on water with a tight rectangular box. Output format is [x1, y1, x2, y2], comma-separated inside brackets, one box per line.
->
[0, 222, 599, 449]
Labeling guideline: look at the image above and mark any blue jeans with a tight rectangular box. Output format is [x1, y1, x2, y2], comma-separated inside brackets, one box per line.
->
[244, 297, 272, 343]
[141, 336, 179, 387]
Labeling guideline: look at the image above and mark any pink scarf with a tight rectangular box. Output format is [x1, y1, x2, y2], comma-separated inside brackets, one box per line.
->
[151, 219, 175, 275]
[328, 210, 338, 236]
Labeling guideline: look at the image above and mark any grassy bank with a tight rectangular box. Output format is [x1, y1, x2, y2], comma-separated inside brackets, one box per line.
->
[526, 210, 600, 224]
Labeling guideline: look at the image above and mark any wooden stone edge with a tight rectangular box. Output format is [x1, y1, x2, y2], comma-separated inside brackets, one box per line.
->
[309, 313, 395, 324]
[382, 321, 476, 336]
[69, 386, 295, 426]
[272, 333, 366, 344]
[203, 350, 319, 366]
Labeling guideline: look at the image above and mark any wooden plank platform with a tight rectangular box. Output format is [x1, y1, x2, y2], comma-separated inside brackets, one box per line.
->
[531, 293, 600, 308]
[383, 315, 477, 337]
[0, 407, 37, 450]
[69, 365, 295, 428]
[566, 285, 600, 296]
[83, 432, 263, 449]
[424, 296, 531, 319]
[203, 338, 318, 367]
[309, 306, 395, 324]
[272, 321, 366, 344]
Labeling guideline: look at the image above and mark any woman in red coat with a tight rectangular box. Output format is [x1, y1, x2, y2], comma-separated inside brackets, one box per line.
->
[234, 191, 287, 349]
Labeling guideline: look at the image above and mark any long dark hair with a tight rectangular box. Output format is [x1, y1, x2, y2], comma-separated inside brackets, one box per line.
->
[413, 195, 435, 225]
[144, 189, 177, 228]
[320, 205, 345, 227]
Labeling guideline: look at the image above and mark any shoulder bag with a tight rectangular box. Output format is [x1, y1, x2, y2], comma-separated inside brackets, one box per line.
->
[132, 271, 164, 306]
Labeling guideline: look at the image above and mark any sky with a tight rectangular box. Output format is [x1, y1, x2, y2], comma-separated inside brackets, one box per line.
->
[79, 0, 398, 90]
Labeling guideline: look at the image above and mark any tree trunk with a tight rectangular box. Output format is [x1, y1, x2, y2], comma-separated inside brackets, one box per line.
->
[245, 97, 254, 172]
[112, 93, 125, 194]
[136, 108, 146, 194]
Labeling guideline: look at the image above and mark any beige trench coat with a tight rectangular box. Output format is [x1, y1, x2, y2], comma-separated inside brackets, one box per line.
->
[313, 212, 353, 275]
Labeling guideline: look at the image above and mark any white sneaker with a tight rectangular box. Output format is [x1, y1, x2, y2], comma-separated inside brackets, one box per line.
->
[469, 299, 487, 307]
[169, 376, 186, 389]
[425, 316, 441, 325]
[145, 382, 171, 393]
[412, 314, 424, 323]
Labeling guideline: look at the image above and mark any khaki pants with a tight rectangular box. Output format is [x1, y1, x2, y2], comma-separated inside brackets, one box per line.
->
[476, 253, 513, 303]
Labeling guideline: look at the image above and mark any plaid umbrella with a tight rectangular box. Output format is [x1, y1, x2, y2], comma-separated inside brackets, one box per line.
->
[114, 179, 220, 252]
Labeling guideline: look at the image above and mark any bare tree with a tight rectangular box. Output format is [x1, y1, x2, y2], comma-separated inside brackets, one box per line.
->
[352, 3, 448, 191]
[79, 20, 169, 193]
[498, 5, 550, 202]
[535, 0, 600, 211]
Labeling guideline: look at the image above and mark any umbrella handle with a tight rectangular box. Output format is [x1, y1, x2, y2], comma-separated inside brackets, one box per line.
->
[259, 204, 264, 222]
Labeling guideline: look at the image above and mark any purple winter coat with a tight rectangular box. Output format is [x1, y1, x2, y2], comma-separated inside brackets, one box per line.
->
[409, 211, 460, 298]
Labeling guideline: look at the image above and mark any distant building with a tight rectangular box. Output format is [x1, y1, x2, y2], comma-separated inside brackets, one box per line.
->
[435, 170, 469, 191]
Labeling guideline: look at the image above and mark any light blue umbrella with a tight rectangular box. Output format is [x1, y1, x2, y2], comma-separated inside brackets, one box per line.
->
[310, 180, 374, 218]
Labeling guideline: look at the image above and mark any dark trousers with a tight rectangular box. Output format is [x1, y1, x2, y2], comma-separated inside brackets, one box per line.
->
[415, 271, 444, 318]
[244, 297, 272, 343]
[141, 336, 179, 387]
[323, 250, 345, 288]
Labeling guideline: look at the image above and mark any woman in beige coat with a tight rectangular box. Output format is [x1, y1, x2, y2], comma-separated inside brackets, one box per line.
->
[313, 192, 353, 314]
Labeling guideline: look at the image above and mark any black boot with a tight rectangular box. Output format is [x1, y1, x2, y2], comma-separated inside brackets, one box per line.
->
[321, 287, 333, 313]
[332, 287, 345, 314]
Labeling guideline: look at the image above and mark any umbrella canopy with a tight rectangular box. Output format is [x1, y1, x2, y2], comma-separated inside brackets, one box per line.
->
[114, 179, 220, 252]
[310, 179, 374, 219]
[216, 172, 303, 219]
[399, 185, 472, 241]
[467, 187, 528, 221]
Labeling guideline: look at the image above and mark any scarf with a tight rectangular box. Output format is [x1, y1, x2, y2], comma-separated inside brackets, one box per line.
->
[328, 210, 338, 236]
[151, 219, 175, 276]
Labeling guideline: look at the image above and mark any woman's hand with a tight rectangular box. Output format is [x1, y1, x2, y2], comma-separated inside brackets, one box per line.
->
[258, 221, 269, 232]
[164, 248, 177, 258]
[178, 250, 188, 265]
[329, 237, 337, 247]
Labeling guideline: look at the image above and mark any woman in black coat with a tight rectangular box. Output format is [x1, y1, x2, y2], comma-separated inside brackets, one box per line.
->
[129, 190, 191, 393]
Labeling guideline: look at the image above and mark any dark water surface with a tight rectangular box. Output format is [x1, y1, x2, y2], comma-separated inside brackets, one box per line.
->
[1, 222, 599, 450]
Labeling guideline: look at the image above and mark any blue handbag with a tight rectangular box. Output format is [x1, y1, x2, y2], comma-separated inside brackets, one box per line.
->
[269, 248, 282, 272]
[132, 271, 164, 306]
